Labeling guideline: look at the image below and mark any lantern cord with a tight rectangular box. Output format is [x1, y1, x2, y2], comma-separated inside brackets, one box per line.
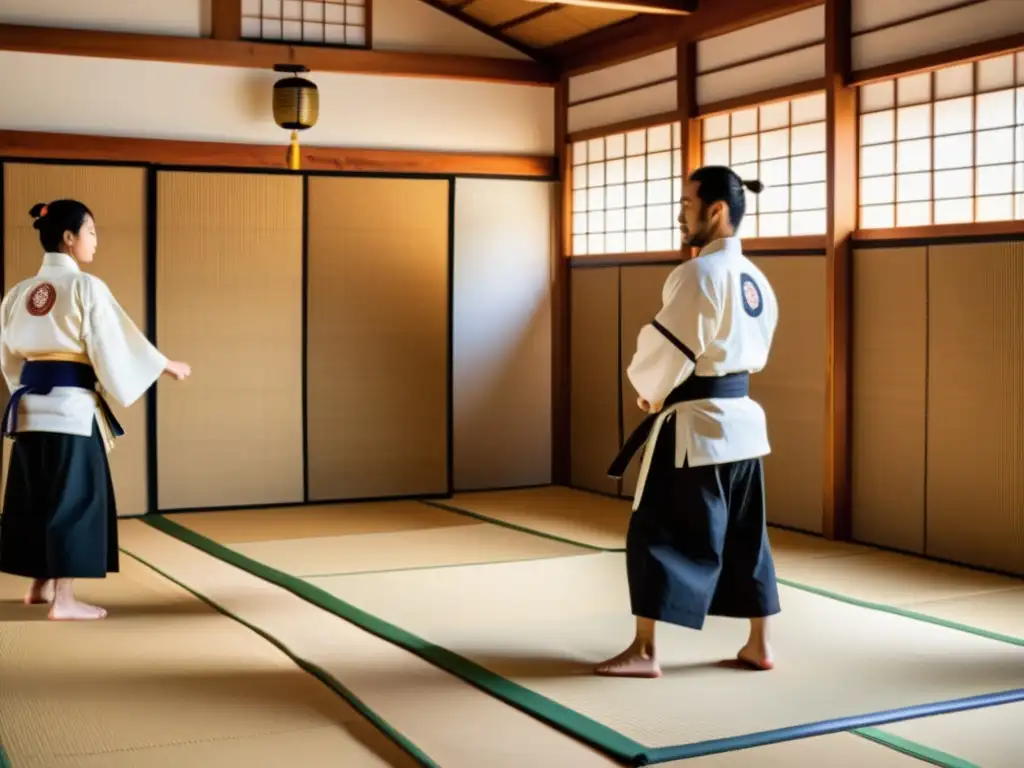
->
[286, 130, 301, 171]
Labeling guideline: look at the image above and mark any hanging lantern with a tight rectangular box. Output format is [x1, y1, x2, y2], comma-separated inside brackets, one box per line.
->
[272, 64, 319, 171]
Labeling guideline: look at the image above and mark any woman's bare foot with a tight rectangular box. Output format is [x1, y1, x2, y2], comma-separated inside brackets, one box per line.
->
[48, 578, 107, 621]
[595, 641, 662, 678]
[49, 599, 107, 621]
[23, 578, 55, 605]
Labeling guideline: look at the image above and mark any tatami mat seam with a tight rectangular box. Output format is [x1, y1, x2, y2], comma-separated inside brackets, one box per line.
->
[298, 551, 596, 579]
[420, 500, 617, 551]
[141, 514, 1024, 767]
[420, 500, 1024, 649]
[117, 547, 442, 768]
[6, 726, 337, 763]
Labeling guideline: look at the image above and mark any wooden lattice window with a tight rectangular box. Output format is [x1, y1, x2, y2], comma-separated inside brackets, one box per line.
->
[241, 0, 368, 47]
[858, 52, 1024, 228]
[699, 93, 829, 238]
[570, 122, 685, 256]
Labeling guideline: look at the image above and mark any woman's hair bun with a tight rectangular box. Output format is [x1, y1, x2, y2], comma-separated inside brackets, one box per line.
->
[742, 179, 765, 194]
[29, 203, 47, 219]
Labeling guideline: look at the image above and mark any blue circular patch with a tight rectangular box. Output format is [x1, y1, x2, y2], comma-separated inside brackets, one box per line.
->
[740, 273, 763, 318]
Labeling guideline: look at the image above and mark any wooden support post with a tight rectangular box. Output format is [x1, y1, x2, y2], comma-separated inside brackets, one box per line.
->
[211, 0, 242, 41]
[552, 75, 572, 485]
[677, 41, 700, 260]
[824, 0, 856, 540]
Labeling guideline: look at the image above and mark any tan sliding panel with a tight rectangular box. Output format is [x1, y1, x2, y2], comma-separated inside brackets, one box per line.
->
[452, 178, 554, 491]
[570, 266, 620, 496]
[2, 163, 149, 516]
[619, 264, 675, 499]
[851, 247, 927, 553]
[927, 241, 1024, 576]
[749, 256, 827, 533]
[306, 176, 449, 500]
[155, 171, 304, 510]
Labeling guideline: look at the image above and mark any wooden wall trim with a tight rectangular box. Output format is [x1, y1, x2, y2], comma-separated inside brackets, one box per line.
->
[0, 130, 556, 178]
[854, 221, 1024, 243]
[696, 78, 827, 118]
[823, 0, 855, 541]
[0, 23, 555, 86]
[850, 31, 1024, 86]
[568, 237, 828, 266]
[566, 111, 680, 144]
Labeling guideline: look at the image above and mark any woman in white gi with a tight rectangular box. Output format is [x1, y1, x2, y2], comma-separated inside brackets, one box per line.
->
[0, 199, 190, 620]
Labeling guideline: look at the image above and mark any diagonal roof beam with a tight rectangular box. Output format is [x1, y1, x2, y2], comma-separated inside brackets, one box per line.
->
[553, 0, 822, 73]
[415, 0, 553, 62]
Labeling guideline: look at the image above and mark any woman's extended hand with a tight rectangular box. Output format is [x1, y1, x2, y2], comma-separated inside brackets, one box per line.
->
[163, 360, 192, 380]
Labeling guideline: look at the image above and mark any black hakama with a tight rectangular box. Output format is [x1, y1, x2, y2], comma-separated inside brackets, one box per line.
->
[0, 419, 118, 580]
[626, 413, 780, 630]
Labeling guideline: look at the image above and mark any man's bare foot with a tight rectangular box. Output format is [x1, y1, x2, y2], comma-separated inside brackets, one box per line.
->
[49, 599, 107, 621]
[595, 644, 662, 678]
[736, 641, 774, 671]
[23, 579, 55, 605]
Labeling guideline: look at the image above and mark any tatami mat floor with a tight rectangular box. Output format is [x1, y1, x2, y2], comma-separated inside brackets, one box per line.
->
[2, 485, 1022, 766]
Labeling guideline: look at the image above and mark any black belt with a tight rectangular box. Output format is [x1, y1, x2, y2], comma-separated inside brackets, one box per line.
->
[606, 372, 749, 479]
[2, 360, 124, 438]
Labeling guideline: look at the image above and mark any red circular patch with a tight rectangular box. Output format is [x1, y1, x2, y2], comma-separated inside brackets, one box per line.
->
[26, 282, 57, 317]
[743, 281, 760, 310]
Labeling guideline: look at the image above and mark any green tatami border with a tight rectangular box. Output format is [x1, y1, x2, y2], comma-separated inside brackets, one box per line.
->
[143, 513, 1024, 767]
[0, 745, 11, 768]
[142, 514, 649, 765]
[117, 546, 442, 768]
[424, 500, 1024, 650]
[853, 728, 981, 768]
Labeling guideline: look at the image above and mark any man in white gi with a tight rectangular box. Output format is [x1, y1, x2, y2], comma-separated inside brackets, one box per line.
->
[597, 165, 780, 678]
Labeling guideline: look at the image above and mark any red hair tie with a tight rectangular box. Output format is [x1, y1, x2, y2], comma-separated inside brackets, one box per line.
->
[39, 205, 48, 217]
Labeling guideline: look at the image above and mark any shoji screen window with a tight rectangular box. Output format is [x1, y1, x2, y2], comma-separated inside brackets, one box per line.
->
[242, 0, 367, 46]
[570, 122, 684, 256]
[858, 52, 1024, 228]
[699, 93, 828, 238]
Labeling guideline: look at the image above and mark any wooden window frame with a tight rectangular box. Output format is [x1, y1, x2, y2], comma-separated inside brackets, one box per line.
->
[239, 0, 373, 50]
[566, 115, 686, 261]
[853, 49, 1024, 242]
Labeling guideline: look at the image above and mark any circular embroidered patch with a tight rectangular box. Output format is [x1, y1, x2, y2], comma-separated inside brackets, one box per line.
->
[740, 273, 763, 318]
[26, 282, 57, 317]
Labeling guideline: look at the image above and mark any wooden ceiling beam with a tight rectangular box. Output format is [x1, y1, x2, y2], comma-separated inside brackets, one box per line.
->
[412, 0, 552, 63]
[0, 23, 556, 85]
[495, 5, 562, 32]
[518, 0, 697, 13]
[554, 0, 822, 74]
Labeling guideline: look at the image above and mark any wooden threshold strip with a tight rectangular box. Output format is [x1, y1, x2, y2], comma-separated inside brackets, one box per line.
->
[0, 23, 556, 86]
[0, 130, 556, 178]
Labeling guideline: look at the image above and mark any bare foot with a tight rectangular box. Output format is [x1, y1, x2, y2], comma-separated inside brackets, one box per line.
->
[49, 599, 107, 621]
[735, 641, 774, 671]
[595, 644, 662, 678]
[23, 579, 55, 605]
